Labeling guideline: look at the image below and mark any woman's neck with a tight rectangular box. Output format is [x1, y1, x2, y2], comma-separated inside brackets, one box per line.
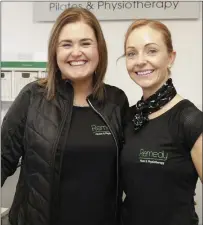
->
[142, 77, 169, 100]
[72, 79, 93, 107]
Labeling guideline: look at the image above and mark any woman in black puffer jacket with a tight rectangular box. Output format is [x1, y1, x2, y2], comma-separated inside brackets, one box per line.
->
[1, 7, 129, 225]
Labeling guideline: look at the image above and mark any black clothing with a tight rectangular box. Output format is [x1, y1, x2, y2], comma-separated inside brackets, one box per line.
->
[57, 106, 116, 225]
[132, 78, 176, 131]
[121, 100, 202, 225]
[1, 80, 129, 225]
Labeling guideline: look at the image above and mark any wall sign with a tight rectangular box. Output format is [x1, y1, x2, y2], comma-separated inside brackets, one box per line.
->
[33, 1, 200, 22]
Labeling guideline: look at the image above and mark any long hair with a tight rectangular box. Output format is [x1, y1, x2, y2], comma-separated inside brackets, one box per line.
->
[39, 7, 108, 100]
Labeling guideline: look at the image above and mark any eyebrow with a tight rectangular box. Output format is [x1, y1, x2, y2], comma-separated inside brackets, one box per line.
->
[59, 38, 94, 44]
[127, 42, 160, 49]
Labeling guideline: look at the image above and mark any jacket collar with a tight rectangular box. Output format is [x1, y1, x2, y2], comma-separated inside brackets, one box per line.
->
[56, 75, 105, 111]
[56, 78, 74, 100]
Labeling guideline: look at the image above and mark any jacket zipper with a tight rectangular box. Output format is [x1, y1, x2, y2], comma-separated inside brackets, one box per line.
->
[57, 100, 73, 193]
[50, 99, 73, 224]
[87, 99, 119, 221]
[51, 102, 69, 167]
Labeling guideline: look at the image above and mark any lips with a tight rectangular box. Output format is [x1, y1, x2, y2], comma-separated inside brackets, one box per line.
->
[136, 70, 154, 76]
[68, 60, 87, 66]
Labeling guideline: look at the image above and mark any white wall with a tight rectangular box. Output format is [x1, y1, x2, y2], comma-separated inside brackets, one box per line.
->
[2, 2, 202, 107]
[1, 2, 202, 223]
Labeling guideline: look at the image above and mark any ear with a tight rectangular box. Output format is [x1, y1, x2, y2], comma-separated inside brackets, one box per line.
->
[168, 51, 176, 67]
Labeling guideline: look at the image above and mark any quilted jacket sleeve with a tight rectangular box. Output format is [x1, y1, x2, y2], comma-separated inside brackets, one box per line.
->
[1, 84, 32, 186]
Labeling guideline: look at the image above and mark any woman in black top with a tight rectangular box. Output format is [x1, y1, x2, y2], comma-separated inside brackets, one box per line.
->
[1, 8, 129, 225]
[120, 19, 202, 225]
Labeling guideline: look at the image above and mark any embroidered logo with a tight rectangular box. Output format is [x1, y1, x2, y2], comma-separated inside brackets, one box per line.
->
[139, 148, 168, 165]
[91, 125, 111, 136]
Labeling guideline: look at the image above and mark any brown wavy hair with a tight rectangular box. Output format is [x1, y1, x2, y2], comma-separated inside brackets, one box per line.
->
[39, 7, 108, 100]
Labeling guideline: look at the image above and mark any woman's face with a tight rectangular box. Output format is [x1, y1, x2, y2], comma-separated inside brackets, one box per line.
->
[125, 26, 176, 94]
[56, 21, 99, 83]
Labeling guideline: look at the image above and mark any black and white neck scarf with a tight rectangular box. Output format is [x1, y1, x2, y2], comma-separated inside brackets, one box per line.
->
[132, 78, 177, 132]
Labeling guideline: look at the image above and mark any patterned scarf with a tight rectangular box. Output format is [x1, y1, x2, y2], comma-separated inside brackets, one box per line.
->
[132, 78, 177, 131]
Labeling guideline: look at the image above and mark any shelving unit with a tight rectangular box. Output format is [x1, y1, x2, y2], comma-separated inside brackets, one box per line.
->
[1, 61, 47, 102]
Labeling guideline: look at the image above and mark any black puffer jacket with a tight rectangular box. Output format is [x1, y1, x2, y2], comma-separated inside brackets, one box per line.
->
[1, 80, 129, 225]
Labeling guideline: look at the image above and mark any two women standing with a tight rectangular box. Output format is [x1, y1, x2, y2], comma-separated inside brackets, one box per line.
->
[1, 7, 202, 225]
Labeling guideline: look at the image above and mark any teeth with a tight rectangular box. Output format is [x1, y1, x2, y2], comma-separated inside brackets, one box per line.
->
[136, 70, 154, 76]
[69, 61, 86, 66]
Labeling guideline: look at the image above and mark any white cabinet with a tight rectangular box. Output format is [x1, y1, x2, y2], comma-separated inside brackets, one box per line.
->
[12, 71, 38, 99]
[1, 68, 46, 101]
[1, 71, 12, 101]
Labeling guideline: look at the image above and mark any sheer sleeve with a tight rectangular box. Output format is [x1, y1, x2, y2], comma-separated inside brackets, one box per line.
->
[180, 104, 202, 151]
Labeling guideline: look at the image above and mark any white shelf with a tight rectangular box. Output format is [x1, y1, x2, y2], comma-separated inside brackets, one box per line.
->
[1, 68, 47, 102]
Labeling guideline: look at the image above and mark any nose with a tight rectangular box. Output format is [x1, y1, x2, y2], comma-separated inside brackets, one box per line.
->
[71, 46, 82, 57]
[135, 53, 147, 67]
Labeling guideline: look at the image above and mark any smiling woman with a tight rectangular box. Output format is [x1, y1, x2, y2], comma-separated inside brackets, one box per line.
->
[124, 19, 175, 99]
[39, 7, 108, 103]
[120, 19, 202, 225]
[1, 7, 129, 225]
[56, 22, 99, 86]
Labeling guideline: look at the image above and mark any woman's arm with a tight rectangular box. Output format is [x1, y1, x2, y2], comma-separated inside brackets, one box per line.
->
[1, 83, 32, 186]
[191, 134, 202, 182]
